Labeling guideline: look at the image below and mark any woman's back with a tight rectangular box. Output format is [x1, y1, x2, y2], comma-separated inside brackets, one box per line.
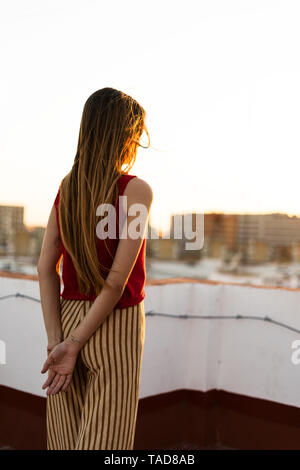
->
[54, 173, 147, 308]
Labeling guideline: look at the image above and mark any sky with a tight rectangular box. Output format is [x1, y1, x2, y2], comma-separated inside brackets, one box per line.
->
[1, 0, 300, 233]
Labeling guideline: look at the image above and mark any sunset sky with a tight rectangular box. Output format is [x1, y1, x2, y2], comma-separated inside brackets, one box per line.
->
[1, 0, 300, 233]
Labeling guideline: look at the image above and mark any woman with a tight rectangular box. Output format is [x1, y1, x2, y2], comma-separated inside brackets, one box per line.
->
[37, 87, 153, 450]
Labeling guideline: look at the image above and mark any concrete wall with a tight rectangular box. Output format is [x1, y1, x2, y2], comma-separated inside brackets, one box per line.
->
[1, 275, 300, 408]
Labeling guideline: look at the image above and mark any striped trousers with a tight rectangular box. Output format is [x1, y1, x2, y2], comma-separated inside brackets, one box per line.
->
[46, 297, 146, 450]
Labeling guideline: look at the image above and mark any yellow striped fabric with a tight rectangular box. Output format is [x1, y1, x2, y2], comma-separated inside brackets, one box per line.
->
[46, 297, 146, 450]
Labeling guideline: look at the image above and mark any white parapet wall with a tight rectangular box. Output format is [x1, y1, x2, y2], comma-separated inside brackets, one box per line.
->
[1, 274, 300, 408]
[0, 275, 48, 397]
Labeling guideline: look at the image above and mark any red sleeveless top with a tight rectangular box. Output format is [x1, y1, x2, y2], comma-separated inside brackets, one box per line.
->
[53, 174, 146, 308]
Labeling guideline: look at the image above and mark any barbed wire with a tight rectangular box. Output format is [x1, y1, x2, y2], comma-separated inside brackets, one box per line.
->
[146, 311, 300, 334]
[0, 293, 41, 303]
[0, 292, 300, 334]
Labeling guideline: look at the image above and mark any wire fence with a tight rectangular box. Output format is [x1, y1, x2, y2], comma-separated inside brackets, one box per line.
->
[1, 292, 300, 334]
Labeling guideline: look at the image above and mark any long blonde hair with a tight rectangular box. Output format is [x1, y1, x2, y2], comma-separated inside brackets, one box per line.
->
[58, 87, 150, 296]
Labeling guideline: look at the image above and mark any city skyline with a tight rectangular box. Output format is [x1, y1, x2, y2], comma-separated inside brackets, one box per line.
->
[3, 201, 300, 234]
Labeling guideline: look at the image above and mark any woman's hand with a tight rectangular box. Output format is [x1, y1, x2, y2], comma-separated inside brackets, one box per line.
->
[41, 340, 79, 395]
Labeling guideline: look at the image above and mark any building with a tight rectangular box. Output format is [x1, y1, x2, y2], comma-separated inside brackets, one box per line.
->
[237, 213, 300, 247]
[0, 205, 25, 255]
[14, 226, 45, 260]
[203, 212, 300, 262]
[147, 237, 181, 261]
[246, 239, 271, 264]
[204, 213, 239, 256]
[291, 242, 300, 262]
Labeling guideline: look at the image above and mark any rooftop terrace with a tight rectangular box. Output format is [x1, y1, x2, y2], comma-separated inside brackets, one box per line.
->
[1, 271, 300, 449]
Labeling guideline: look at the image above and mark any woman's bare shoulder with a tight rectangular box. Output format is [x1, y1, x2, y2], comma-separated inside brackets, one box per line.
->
[124, 176, 153, 204]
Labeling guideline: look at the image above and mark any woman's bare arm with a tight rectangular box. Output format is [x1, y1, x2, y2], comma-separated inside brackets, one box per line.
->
[37, 203, 63, 349]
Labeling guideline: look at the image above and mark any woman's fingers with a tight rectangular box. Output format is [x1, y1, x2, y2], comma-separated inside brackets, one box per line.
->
[42, 369, 56, 390]
[46, 373, 61, 395]
[61, 374, 72, 392]
[43, 371, 73, 395]
[49, 375, 67, 395]
[41, 353, 55, 374]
